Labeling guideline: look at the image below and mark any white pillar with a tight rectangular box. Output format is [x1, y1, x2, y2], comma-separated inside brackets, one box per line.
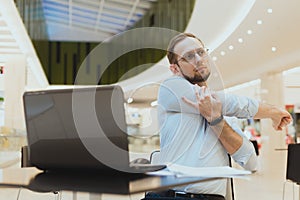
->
[4, 55, 26, 130]
[260, 72, 286, 149]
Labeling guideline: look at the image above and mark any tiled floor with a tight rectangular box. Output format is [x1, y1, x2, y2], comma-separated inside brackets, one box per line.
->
[234, 132, 299, 200]
[0, 132, 299, 200]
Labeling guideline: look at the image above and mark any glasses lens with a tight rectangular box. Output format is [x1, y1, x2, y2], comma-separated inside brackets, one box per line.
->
[182, 48, 207, 62]
[184, 52, 196, 61]
[196, 48, 206, 57]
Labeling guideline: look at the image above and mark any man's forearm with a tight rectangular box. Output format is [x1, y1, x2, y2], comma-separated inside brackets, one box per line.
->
[254, 102, 292, 130]
[254, 103, 278, 119]
[210, 119, 258, 171]
[210, 120, 243, 155]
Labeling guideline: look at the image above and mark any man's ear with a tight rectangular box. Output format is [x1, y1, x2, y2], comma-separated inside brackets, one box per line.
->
[170, 64, 179, 74]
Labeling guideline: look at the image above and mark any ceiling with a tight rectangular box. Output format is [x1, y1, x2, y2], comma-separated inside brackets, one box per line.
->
[119, 0, 300, 105]
[43, 0, 157, 41]
[1, 0, 299, 106]
[212, 0, 300, 89]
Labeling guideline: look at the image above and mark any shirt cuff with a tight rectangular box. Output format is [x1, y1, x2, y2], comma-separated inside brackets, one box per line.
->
[247, 98, 259, 117]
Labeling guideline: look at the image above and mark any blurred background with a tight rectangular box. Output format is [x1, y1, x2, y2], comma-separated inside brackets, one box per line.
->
[0, 0, 300, 199]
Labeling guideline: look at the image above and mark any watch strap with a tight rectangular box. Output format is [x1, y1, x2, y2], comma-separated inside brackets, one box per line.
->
[208, 115, 224, 126]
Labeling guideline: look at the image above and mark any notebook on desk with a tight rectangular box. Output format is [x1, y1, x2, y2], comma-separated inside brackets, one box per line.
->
[23, 85, 165, 173]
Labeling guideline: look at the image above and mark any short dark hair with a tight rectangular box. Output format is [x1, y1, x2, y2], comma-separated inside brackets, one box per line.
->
[167, 33, 205, 64]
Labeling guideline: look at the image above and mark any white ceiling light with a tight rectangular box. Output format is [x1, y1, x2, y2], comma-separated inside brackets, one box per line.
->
[256, 20, 263, 25]
[238, 38, 243, 43]
[212, 56, 217, 61]
[220, 51, 226, 56]
[228, 45, 234, 50]
[247, 30, 253, 35]
[267, 8, 273, 13]
[127, 97, 133, 103]
[271, 47, 277, 52]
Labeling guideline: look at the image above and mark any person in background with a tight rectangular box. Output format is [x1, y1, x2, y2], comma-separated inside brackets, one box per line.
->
[286, 123, 296, 145]
[144, 33, 292, 200]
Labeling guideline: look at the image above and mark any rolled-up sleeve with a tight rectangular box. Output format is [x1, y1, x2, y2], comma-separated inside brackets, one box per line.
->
[231, 137, 258, 172]
[221, 94, 259, 171]
[218, 92, 259, 118]
[225, 117, 258, 172]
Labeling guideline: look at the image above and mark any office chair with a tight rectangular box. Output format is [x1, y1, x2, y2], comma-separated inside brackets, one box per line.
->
[17, 146, 62, 200]
[282, 144, 300, 200]
[227, 155, 235, 200]
[149, 149, 161, 164]
[286, 144, 300, 184]
[148, 150, 235, 200]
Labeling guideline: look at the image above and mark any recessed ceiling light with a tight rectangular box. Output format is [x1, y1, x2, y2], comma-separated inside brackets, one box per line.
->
[238, 38, 243, 43]
[228, 45, 234, 50]
[127, 97, 133, 103]
[212, 56, 217, 61]
[247, 30, 253, 35]
[271, 47, 277, 52]
[220, 51, 226, 56]
[267, 8, 273, 13]
[257, 20, 263, 25]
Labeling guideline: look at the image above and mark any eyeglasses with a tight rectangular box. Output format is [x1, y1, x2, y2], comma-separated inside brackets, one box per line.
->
[177, 48, 209, 63]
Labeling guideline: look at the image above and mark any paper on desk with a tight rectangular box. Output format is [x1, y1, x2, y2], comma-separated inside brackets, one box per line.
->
[146, 168, 175, 176]
[147, 164, 251, 179]
[168, 164, 252, 178]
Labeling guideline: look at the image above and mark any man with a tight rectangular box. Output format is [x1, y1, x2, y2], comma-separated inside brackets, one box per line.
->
[146, 33, 291, 200]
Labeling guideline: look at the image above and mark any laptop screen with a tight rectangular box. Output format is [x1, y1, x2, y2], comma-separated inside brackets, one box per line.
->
[23, 85, 130, 171]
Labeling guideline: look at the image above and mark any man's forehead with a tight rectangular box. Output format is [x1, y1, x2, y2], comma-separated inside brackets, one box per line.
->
[174, 37, 204, 55]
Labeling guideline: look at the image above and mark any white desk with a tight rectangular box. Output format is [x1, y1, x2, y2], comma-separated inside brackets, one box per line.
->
[0, 151, 20, 168]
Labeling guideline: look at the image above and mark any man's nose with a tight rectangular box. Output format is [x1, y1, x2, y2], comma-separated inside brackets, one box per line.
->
[195, 53, 203, 62]
[195, 53, 204, 64]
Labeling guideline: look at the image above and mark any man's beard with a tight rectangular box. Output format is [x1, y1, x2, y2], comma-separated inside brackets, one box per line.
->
[182, 71, 210, 84]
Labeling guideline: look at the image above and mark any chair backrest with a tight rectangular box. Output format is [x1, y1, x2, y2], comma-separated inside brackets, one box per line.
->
[225, 179, 233, 200]
[250, 140, 259, 156]
[286, 143, 300, 183]
[149, 150, 161, 165]
[226, 155, 234, 200]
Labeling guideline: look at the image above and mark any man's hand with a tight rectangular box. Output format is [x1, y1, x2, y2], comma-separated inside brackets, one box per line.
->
[182, 85, 222, 122]
[271, 108, 292, 131]
[254, 103, 293, 131]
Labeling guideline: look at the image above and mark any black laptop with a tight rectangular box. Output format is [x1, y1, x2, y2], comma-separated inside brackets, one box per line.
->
[23, 85, 165, 173]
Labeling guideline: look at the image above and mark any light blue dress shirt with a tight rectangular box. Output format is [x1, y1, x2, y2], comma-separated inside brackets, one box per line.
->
[158, 76, 259, 196]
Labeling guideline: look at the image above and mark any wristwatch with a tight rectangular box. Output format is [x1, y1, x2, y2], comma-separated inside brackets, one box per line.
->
[208, 114, 224, 126]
